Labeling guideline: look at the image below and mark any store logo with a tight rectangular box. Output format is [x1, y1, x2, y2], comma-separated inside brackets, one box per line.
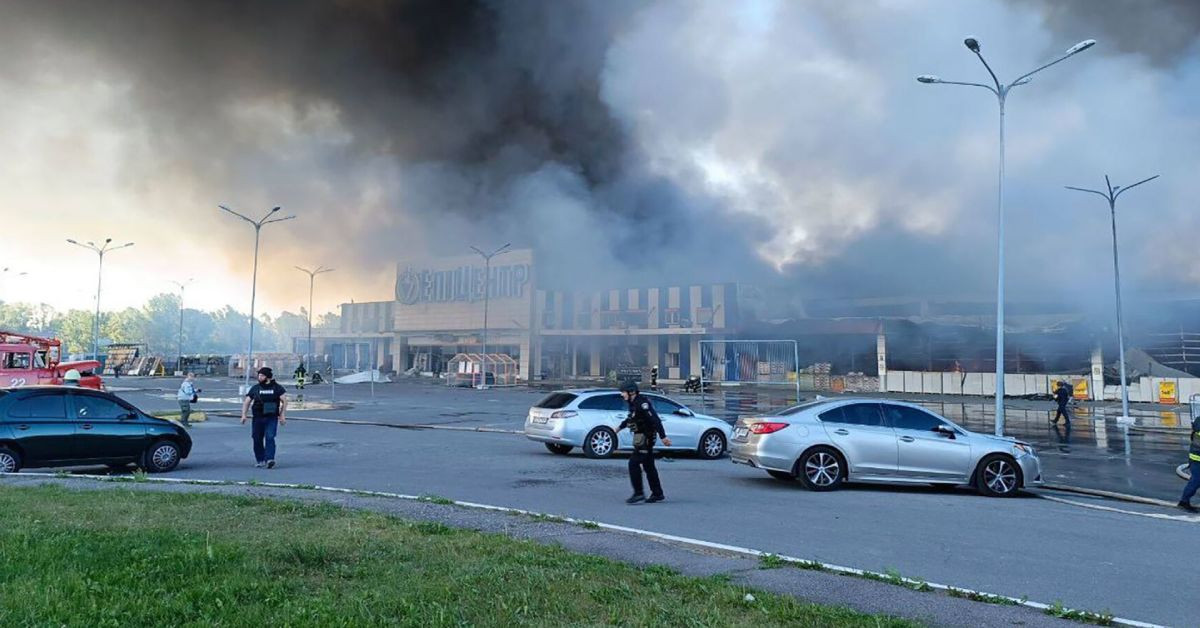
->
[396, 263, 531, 305]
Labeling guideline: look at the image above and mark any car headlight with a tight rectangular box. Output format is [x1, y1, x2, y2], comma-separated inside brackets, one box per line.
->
[1014, 443, 1034, 455]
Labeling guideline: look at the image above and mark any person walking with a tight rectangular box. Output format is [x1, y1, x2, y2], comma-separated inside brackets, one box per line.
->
[294, 362, 307, 390]
[1177, 410, 1200, 513]
[176, 372, 200, 427]
[617, 382, 672, 504]
[241, 367, 288, 469]
[1051, 380, 1072, 426]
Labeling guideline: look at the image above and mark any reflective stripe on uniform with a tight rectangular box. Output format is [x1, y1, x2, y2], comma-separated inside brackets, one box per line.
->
[1190, 452, 1200, 462]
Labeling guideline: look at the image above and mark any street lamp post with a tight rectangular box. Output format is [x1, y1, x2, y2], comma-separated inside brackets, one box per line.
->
[1066, 174, 1159, 423]
[470, 243, 511, 390]
[66, 238, 134, 361]
[918, 36, 1095, 436]
[294, 265, 334, 377]
[169, 278, 194, 375]
[219, 205, 296, 394]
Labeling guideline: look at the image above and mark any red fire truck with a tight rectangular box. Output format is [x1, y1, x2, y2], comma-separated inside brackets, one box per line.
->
[0, 331, 103, 390]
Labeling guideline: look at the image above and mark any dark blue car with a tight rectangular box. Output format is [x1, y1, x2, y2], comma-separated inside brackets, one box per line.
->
[0, 386, 191, 474]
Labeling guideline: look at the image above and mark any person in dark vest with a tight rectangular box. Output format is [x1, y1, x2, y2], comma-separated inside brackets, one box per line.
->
[617, 382, 672, 504]
[1177, 411, 1200, 513]
[241, 367, 288, 469]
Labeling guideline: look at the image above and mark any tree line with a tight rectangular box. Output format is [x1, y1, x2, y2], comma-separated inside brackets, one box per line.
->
[0, 294, 339, 358]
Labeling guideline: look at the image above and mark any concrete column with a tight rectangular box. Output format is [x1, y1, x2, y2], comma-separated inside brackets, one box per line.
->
[876, 333, 888, 393]
[689, 336, 701, 378]
[1091, 345, 1104, 402]
[590, 338, 600, 377]
[520, 333, 533, 382]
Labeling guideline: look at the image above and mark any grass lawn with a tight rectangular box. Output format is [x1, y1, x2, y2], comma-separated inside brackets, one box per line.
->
[0, 485, 920, 627]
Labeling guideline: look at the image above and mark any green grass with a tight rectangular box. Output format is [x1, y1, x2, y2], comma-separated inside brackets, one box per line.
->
[0, 485, 920, 627]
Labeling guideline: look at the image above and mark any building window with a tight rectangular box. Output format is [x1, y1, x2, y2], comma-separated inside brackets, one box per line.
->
[664, 309, 681, 327]
[696, 307, 714, 326]
[665, 353, 680, 368]
[542, 310, 557, 329]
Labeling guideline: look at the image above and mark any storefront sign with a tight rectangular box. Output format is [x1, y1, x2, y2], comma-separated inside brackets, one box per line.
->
[396, 263, 531, 306]
[1073, 379, 1089, 400]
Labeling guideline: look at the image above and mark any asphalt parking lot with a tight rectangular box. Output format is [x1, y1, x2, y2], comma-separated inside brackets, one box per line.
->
[29, 377, 1199, 626]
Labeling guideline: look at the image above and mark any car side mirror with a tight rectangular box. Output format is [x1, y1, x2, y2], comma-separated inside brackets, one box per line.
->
[675, 409, 693, 417]
[933, 425, 955, 439]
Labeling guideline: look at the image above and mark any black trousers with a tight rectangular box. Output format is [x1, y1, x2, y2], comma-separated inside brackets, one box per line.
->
[1054, 404, 1071, 422]
[629, 448, 664, 497]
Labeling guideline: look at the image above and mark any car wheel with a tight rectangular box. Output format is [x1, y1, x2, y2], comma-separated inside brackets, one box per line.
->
[142, 440, 181, 473]
[796, 446, 845, 492]
[583, 427, 617, 459]
[697, 430, 727, 460]
[544, 443, 573, 455]
[975, 454, 1022, 497]
[0, 446, 21, 473]
[768, 470, 795, 482]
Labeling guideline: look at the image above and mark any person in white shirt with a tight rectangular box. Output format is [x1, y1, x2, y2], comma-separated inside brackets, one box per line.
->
[176, 373, 200, 427]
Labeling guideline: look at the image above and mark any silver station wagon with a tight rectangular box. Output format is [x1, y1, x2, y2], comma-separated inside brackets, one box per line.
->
[730, 398, 1043, 497]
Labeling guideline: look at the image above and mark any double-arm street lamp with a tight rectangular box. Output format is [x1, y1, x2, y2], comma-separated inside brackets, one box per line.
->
[1065, 175, 1159, 422]
[470, 243, 511, 390]
[219, 205, 295, 393]
[294, 265, 335, 373]
[917, 36, 1095, 436]
[66, 238, 134, 360]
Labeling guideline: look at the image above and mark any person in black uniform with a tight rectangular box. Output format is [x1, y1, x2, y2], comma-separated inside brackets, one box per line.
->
[1051, 381, 1072, 425]
[617, 382, 672, 504]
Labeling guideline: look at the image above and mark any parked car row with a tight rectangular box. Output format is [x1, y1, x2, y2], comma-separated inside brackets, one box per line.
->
[524, 390, 1043, 497]
[0, 386, 192, 474]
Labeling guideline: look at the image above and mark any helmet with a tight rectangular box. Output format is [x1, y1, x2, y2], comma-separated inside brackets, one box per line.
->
[63, 369, 81, 382]
[619, 381, 639, 394]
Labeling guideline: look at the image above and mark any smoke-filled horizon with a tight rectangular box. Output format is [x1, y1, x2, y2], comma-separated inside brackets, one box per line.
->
[1, 0, 1199, 320]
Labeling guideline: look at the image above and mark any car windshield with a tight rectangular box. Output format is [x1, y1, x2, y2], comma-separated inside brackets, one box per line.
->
[534, 392, 577, 409]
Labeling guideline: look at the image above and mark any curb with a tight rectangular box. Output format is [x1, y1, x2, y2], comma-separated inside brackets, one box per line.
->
[0, 471, 1163, 628]
[1039, 484, 1178, 508]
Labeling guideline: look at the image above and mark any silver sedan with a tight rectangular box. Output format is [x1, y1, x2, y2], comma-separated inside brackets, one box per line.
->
[730, 398, 1042, 497]
[524, 389, 732, 459]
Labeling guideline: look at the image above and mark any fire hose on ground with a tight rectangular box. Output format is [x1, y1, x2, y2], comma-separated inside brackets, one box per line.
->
[1179, 464, 1191, 481]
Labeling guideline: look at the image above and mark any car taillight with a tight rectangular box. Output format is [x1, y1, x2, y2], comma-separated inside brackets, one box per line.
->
[749, 422, 789, 434]
[551, 410, 577, 419]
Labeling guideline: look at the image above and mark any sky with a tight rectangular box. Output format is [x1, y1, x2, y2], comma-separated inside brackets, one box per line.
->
[1, 0, 1198, 320]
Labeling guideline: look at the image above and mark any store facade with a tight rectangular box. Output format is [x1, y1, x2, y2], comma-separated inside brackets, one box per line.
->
[300, 249, 746, 382]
